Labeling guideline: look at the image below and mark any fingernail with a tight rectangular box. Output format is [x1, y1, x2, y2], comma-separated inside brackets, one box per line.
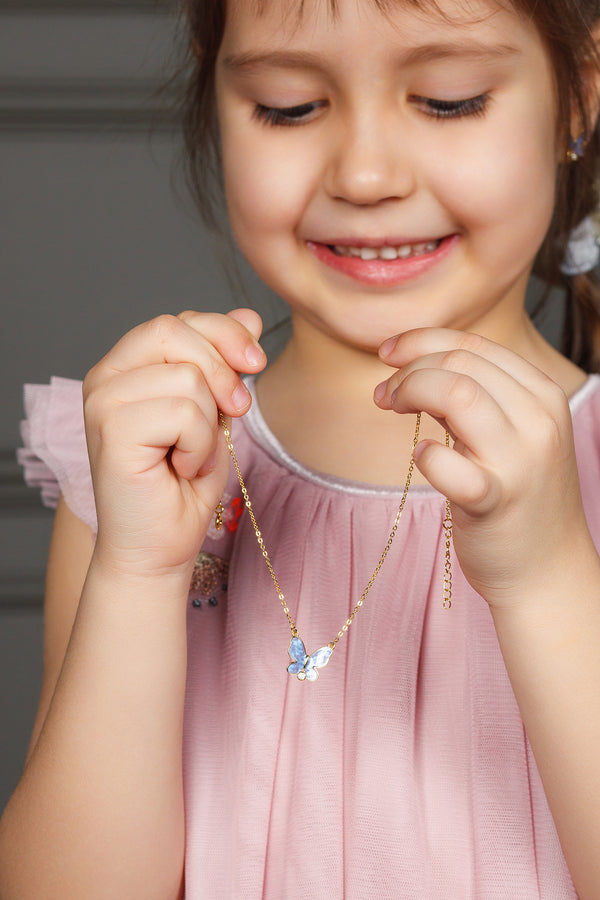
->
[373, 381, 386, 403]
[245, 343, 265, 367]
[232, 382, 251, 410]
[379, 336, 398, 359]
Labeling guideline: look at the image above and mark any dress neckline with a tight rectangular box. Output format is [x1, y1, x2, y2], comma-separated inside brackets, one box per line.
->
[241, 373, 600, 499]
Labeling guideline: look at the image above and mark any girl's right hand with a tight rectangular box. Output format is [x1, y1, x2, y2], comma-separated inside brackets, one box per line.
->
[82, 308, 266, 583]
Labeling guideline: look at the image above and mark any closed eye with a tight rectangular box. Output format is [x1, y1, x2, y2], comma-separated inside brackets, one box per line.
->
[252, 100, 325, 127]
[411, 93, 490, 119]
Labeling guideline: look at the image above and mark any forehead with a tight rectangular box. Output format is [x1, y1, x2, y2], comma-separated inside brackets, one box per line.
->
[220, 0, 536, 66]
[219, 0, 548, 90]
[223, 0, 521, 41]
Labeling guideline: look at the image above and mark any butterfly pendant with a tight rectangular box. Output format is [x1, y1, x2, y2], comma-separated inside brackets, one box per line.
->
[287, 635, 333, 681]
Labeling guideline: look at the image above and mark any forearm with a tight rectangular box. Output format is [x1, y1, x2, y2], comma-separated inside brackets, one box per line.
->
[0, 562, 189, 900]
[491, 539, 600, 900]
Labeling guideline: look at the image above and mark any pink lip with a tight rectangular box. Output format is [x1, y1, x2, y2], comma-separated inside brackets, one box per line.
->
[306, 235, 458, 286]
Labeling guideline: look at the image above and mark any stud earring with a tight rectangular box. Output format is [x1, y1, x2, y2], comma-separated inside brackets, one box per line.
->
[567, 133, 586, 162]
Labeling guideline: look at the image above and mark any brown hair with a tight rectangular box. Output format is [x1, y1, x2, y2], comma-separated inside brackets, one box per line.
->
[179, 0, 600, 371]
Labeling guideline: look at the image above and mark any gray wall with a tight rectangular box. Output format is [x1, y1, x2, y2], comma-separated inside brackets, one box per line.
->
[0, 0, 287, 815]
[0, 0, 565, 816]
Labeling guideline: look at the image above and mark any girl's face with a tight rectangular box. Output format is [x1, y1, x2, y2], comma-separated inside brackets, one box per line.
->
[216, 0, 558, 352]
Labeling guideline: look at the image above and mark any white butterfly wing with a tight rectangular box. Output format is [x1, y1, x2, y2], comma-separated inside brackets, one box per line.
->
[303, 645, 333, 681]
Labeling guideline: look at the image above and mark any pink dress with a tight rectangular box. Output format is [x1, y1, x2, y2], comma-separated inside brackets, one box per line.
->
[20, 374, 600, 898]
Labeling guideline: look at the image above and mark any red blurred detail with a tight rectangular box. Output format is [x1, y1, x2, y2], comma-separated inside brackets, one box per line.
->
[225, 497, 245, 533]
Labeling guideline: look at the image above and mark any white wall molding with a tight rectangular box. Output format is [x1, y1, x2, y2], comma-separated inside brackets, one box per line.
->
[0, 78, 180, 132]
[0, 450, 49, 609]
[0, 0, 195, 811]
[0, 574, 46, 610]
[0, 449, 48, 512]
[0, 1, 183, 131]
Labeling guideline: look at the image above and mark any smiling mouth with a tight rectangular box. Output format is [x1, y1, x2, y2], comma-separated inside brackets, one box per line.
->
[307, 235, 457, 286]
[329, 240, 442, 260]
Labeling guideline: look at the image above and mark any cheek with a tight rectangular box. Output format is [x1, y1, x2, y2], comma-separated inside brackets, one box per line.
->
[431, 104, 557, 262]
[221, 124, 312, 251]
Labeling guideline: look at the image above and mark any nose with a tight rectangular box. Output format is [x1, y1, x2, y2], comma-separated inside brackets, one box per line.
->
[325, 111, 417, 206]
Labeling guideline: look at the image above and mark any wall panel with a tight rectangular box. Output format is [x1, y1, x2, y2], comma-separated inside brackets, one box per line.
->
[0, 0, 286, 814]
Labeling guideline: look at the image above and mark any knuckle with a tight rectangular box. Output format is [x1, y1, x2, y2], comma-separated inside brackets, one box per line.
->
[532, 410, 563, 452]
[446, 373, 480, 412]
[149, 313, 181, 344]
[439, 348, 474, 374]
[204, 351, 226, 385]
[177, 309, 198, 325]
[456, 331, 487, 356]
[83, 358, 111, 400]
[464, 473, 494, 509]
[178, 309, 224, 330]
[545, 380, 570, 418]
[173, 396, 205, 429]
[177, 362, 207, 394]
[172, 395, 191, 417]
[398, 369, 420, 397]
[82, 377, 105, 423]
[84, 391, 115, 440]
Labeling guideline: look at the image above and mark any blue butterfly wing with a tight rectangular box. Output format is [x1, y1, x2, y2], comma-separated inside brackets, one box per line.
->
[287, 636, 308, 675]
[303, 645, 333, 681]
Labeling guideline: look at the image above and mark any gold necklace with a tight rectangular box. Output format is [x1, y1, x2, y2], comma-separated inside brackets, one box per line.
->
[217, 411, 453, 681]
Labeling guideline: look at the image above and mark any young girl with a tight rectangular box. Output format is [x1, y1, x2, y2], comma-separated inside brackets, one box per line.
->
[2, 0, 600, 896]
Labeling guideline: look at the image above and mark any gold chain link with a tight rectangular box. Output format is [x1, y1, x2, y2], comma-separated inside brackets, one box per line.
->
[219, 414, 299, 636]
[442, 430, 453, 609]
[329, 412, 421, 647]
[218, 410, 452, 655]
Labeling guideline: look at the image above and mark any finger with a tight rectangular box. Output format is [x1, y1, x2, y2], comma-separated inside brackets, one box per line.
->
[381, 366, 513, 463]
[90, 362, 215, 408]
[98, 396, 218, 482]
[85, 363, 222, 464]
[375, 348, 537, 431]
[86, 313, 266, 416]
[379, 328, 557, 400]
[178, 309, 265, 368]
[225, 307, 263, 341]
[413, 440, 497, 512]
[95, 312, 263, 373]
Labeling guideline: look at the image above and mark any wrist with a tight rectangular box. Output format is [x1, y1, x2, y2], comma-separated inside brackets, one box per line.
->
[87, 541, 196, 603]
[489, 535, 600, 631]
[469, 517, 599, 612]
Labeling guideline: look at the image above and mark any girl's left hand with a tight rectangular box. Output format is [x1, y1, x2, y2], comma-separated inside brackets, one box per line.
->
[374, 328, 594, 610]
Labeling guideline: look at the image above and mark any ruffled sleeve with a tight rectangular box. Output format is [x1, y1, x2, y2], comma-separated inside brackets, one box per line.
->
[17, 376, 97, 532]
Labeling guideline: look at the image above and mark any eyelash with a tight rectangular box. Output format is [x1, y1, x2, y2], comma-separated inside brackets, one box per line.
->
[413, 93, 491, 119]
[252, 101, 323, 127]
[252, 93, 490, 127]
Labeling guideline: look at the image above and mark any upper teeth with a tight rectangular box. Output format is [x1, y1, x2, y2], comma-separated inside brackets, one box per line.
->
[333, 241, 440, 260]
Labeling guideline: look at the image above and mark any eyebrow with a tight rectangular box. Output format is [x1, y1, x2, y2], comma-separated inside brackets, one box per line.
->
[221, 41, 520, 75]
